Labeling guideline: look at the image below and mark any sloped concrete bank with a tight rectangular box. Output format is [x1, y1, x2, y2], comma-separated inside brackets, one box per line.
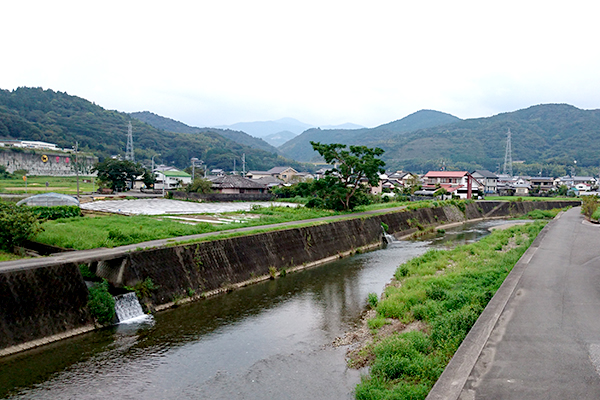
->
[0, 200, 579, 356]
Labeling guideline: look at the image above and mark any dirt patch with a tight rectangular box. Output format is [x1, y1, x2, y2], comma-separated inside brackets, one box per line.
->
[333, 308, 427, 369]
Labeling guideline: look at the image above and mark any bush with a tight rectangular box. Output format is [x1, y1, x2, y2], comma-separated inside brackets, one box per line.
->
[581, 195, 599, 219]
[87, 279, 116, 325]
[0, 201, 42, 251]
[29, 205, 82, 220]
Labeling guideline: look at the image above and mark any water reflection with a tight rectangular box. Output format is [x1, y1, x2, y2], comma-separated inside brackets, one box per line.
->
[0, 219, 520, 399]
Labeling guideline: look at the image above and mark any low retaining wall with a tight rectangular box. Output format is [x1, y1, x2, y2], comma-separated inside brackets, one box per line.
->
[171, 191, 274, 202]
[0, 200, 580, 354]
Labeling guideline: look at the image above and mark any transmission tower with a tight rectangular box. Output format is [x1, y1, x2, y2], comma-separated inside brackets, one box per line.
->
[503, 128, 513, 177]
[125, 121, 135, 162]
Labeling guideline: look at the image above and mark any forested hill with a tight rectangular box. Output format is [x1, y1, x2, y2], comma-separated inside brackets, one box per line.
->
[0, 87, 303, 171]
[374, 104, 600, 175]
[130, 111, 279, 154]
[278, 109, 461, 162]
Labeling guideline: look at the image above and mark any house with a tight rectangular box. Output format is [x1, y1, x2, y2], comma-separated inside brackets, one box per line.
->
[422, 171, 483, 199]
[266, 166, 298, 182]
[471, 170, 498, 194]
[529, 177, 555, 193]
[208, 175, 268, 194]
[247, 166, 300, 183]
[154, 170, 192, 189]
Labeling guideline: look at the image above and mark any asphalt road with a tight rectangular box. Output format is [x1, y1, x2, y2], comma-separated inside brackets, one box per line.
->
[429, 207, 600, 399]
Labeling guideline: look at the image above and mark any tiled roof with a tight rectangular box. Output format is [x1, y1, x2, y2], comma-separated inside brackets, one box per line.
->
[423, 171, 468, 178]
[208, 175, 267, 189]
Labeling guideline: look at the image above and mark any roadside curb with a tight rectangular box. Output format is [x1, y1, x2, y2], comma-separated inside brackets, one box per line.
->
[425, 211, 563, 400]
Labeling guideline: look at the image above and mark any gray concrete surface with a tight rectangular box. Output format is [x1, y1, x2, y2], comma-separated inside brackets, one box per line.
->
[428, 207, 600, 399]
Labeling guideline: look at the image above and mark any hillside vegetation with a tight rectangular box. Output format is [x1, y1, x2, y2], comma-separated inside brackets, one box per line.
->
[279, 110, 461, 162]
[130, 111, 279, 154]
[0, 87, 302, 171]
[280, 104, 600, 176]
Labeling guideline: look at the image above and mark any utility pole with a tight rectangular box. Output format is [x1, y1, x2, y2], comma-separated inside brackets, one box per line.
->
[75, 141, 79, 199]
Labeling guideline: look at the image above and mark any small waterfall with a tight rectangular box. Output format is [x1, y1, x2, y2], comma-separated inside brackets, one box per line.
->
[383, 233, 397, 244]
[114, 292, 146, 323]
[381, 225, 397, 244]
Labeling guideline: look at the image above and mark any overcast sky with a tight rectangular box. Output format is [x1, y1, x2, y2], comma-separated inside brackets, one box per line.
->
[2, 1, 599, 128]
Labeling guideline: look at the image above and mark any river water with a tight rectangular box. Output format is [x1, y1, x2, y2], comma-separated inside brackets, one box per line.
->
[0, 220, 520, 400]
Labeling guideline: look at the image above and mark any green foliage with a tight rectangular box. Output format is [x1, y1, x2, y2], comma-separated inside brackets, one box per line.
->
[353, 221, 549, 399]
[310, 142, 385, 210]
[93, 159, 146, 191]
[367, 292, 379, 309]
[29, 205, 81, 220]
[87, 279, 116, 325]
[0, 165, 10, 179]
[0, 87, 305, 172]
[581, 195, 599, 219]
[186, 177, 213, 193]
[0, 201, 42, 251]
[78, 264, 100, 281]
[526, 208, 560, 219]
[124, 278, 158, 300]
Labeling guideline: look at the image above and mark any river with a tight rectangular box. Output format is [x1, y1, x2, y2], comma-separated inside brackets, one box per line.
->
[0, 219, 521, 399]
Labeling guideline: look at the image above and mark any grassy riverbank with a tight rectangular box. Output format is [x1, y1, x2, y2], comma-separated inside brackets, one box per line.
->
[351, 221, 547, 400]
[33, 206, 344, 249]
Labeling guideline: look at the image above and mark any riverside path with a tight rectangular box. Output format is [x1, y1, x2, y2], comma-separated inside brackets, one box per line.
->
[428, 207, 600, 399]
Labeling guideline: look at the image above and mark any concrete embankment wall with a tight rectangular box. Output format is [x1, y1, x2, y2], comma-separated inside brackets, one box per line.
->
[0, 200, 579, 354]
[0, 263, 93, 351]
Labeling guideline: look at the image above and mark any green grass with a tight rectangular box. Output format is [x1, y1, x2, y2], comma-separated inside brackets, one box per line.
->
[0, 250, 26, 262]
[0, 175, 96, 194]
[353, 222, 547, 400]
[33, 206, 343, 250]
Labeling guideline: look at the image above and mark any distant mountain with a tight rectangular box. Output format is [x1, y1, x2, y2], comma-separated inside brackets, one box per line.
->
[130, 111, 279, 154]
[262, 130, 297, 147]
[216, 118, 312, 138]
[0, 87, 304, 172]
[319, 122, 365, 130]
[279, 110, 460, 162]
[373, 104, 600, 175]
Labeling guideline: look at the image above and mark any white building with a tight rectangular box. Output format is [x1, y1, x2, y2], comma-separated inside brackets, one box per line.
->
[154, 170, 192, 189]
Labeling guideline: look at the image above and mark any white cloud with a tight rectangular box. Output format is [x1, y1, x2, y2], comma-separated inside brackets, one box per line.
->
[2, 0, 600, 127]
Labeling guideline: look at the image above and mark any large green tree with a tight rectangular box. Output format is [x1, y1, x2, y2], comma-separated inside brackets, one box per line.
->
[310, 141, 385, 210]
[93, 159, 146, 191]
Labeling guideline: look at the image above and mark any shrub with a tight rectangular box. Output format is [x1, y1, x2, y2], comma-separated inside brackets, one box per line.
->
[582, 195, 599, 219]
[29, 205, 82, 220]
[87, 279, 116, 325]
[0, 201, 42, 251]
[124, 277, 158, 300]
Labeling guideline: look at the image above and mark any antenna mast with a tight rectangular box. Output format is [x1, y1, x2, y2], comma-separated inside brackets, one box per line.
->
[503, 128, 513, 176]
[125, 121, 135, 162]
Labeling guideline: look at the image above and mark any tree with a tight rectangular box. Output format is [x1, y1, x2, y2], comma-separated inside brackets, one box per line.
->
[93, 159, 145, 192]
[141, 168, 155, 188]
[186, 177, 213, 193]
[310, 142, 385, 210]
[0, 201, 42, 251]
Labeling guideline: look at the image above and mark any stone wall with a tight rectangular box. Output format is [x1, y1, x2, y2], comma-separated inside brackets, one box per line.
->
[0, 148, 96, 176]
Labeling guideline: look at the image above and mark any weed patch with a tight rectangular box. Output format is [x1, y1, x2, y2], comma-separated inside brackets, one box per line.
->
[351, 221, 547, 399]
